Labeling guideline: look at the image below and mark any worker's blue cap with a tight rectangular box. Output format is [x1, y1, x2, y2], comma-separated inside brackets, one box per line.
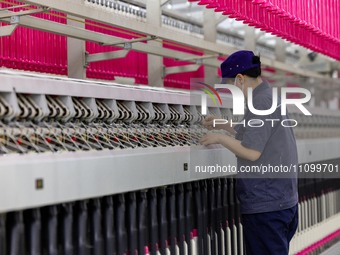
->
[220, 50, 260, 79]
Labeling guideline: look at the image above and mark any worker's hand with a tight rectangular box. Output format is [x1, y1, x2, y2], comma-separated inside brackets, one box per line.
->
[202, 115, 217, 130]
[200, 133, 224, 146]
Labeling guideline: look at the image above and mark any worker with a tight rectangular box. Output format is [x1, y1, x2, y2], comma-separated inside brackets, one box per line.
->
[200, 50, 298, 255]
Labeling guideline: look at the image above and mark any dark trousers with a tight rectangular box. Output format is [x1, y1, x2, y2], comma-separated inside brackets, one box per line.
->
[242, 204, 298, 255]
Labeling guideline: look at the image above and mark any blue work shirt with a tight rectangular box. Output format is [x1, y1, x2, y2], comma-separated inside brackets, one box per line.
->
[234, 81, 298, 214]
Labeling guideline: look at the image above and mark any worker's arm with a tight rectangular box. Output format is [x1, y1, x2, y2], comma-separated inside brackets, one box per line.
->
[200, 133, 261, 161]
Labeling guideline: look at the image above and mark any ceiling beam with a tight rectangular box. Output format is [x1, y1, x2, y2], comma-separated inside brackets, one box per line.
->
[0, 8, 48, 19]
[163, 64, 200, 77]
[160, 0, 171, 7]
[17, 0, 331, 80]
[85, 50, 129, 64]
[215, 15, 227, 25]
[0, 10, 220, 68]
[0, 24, 18, 37]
